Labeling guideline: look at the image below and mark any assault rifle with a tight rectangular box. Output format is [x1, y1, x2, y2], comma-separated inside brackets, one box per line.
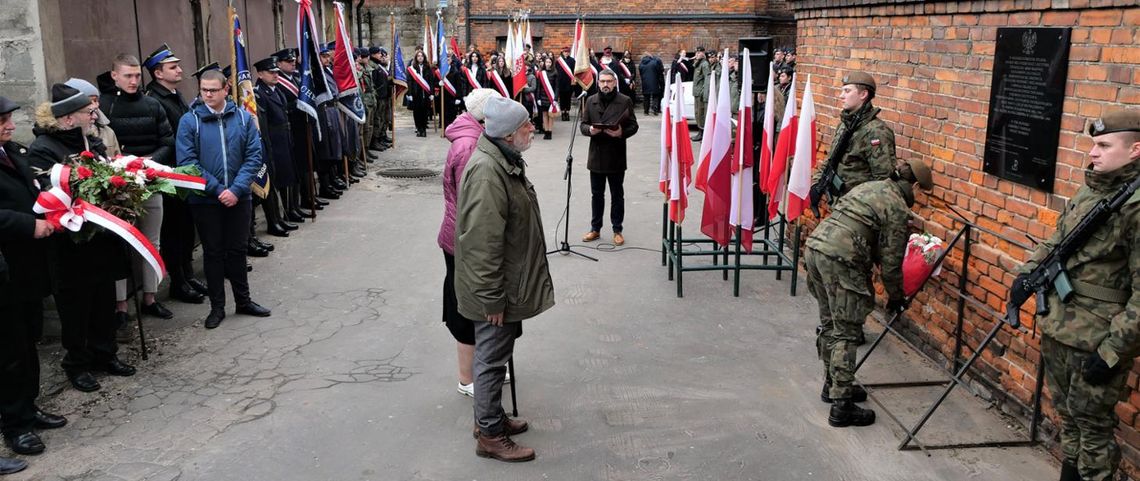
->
[1005, 173, 1140, 328]
[809, 112, 863, 217]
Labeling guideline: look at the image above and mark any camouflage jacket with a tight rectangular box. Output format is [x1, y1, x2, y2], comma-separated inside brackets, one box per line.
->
[805, 179, 914, 301]
[814, 103, 896, 194]
[1024, 161, 1140, 367]
[359, 63, 377, 108]
[692, 59, 711, 100]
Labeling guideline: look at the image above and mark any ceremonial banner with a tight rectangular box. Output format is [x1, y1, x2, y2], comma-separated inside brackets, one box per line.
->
[332, 2, 366, 124]
[296, 0, 332, 139]
[668, 75, 694, 224]
[699, 50, 734, 247]
[729, 48, 755, 251]
[758, 63, 776, 194]
[658, 72, 673, 195]
[391, 29, 408, 97]
[786, 75, 817, 222]
[571, 19, 594, 89]
[693, 69, 718, 192]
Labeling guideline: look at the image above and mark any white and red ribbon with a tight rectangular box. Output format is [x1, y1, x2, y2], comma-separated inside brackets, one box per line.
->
[436, 69, 457, 96]
[489, 70, 509, 98]
[33, 164, 166, 280]
[538, 71, 560, 113]
[114, 156, 207, 191]
[407, 65, 432, 92]
[556, 57, 574, 79]
[462, 66, 482, 90]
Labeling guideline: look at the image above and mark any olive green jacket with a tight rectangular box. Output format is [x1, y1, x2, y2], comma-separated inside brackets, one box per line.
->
[814, 103, 897, 194]
[454, 135, 555, 323]
[1024, 161, 1140, 367]
[360, 64, 377, 108]
[692, 58, 711, 100]
[805, 179, 913, 301]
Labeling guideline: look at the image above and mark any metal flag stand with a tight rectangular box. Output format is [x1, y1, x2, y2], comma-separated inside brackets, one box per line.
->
[852, 210, 1044, 454]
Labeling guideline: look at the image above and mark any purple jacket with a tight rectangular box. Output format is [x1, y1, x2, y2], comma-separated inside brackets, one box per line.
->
[438, 112, 484, 254]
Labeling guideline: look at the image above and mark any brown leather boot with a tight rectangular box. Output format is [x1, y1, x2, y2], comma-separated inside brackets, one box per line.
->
[475, 432, 535, 462]
[473, 417, 529, 438]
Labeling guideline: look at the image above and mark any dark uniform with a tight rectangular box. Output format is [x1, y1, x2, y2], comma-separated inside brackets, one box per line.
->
[271, 48, 319, 218]
[556, 50, 576, 119]
[253, 56, 295, 238]
[1019, 111, 1140, 481]
[804, 159, 932, 427]
[813, 72, 897, 198]
[369, 48, 393, 150]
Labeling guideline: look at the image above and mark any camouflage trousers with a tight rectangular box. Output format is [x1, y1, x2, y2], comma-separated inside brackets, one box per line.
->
[372, 98, 391, 142]
[805, 248, 874, 400]
[1043, 336, 1131, 481]
[362, 102, 376, 151]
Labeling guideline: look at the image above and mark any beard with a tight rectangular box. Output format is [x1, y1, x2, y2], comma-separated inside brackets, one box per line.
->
[511, 131, 533, 152]
[600, 88, 618, 103]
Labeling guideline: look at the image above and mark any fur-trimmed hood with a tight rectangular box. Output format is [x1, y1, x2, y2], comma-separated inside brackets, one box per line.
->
[33, 102, 64, 132]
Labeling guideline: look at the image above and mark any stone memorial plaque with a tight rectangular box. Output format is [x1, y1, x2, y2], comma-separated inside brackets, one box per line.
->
[983, 27, 1071, 193]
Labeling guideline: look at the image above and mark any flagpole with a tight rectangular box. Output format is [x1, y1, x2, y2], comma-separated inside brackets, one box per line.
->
[390, 13, 397, 150]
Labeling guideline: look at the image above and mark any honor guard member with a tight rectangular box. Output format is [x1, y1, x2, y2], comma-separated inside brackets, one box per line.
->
[272, 48, 321, 218]
[369, 47, 393, 152]
[143, 44, 209, 305]
[253, 56, 296, 239]
[804, 159, 932, 428]
[1015, 111, 1140, 481]
[356, 48, 379, 161]
[316, 42, 345, 198]
[813, 71, 896, 199]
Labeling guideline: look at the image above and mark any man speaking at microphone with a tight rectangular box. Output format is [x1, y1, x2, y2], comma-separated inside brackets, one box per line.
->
[580, 69, 638, 246]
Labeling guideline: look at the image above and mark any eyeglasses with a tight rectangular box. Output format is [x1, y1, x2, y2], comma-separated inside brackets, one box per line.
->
[200, 87, 224, 94]
[85, 108, 98, 116]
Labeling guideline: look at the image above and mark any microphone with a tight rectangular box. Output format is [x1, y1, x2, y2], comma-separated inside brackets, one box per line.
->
[576, 90, 588, 100]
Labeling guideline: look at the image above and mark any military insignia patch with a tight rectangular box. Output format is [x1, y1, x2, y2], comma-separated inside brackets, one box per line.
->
[871, 139, 881, 146]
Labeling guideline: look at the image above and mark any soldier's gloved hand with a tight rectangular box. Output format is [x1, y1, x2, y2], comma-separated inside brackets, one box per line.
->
[886, 297, 908, 313]
[1007, 273, 1034, 308]
[1082, 353, 1119, 386]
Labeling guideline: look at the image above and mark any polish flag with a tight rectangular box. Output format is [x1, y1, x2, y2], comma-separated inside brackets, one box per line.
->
[668, 75, 695, 223]
[699, 49, 734, 247]
[729, 48, 755, 251]
[658, 72, 674, 195]
[765, 76, 797, 221]
[511, 21, 527, 97]
[758, 63, 776, 194]
[571, 20, 594, 90]
[786, 75, 818, 222]
[693, 67, 719, 192]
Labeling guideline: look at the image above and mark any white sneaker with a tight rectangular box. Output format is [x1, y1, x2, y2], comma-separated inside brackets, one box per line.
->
[457, 382, 474, 398]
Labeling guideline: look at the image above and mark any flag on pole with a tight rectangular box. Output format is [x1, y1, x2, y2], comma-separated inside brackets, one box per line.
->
[511, 20, 527, 97]
[658, 71, 673, 195]
[766, 76, 798, 221]
[699, 49, 734, 247]
[729, 48, 755, 251]
[693, 67, 719, 192]
[668, 74, 694, 224]
[331, 2, 365, 124]
[423, 16, 435, 66]
[228, 7, 258, 127]
[436, 13, 447, 78]
[571, 19, 594, 90]
[758, 62, 777, 194]
[391, 29, 408, 98]
[295, 0, 331, 139]
[786, 75, 818, 222]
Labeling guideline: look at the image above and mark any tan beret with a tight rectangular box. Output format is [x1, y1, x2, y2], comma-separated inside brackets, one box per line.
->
[1088, 110, 1140, 137]
[907, 159, 933, 191]
[842, 71, 876, 92]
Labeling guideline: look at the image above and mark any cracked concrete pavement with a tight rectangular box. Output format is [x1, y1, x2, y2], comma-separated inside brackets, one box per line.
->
[11, 111, 1059, 480]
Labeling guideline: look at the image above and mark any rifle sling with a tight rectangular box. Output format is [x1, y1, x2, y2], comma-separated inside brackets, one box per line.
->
[1069, 279, 1130, 304]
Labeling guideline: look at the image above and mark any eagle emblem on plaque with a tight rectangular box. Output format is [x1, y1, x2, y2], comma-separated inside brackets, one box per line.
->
[1021, 30, 1038, 55]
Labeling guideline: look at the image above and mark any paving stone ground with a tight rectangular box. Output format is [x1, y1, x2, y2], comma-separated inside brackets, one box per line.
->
[12, 110, 1059, 481]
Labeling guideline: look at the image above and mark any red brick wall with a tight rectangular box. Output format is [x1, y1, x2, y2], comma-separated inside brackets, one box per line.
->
[789, 0, 1140, 474]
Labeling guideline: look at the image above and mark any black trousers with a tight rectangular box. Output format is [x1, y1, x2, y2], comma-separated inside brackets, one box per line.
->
[558, 90, 572, 112]
[413, 105, 430, 133]
[589, 171, 625, 233]
[56, 280, 118, 374]
[161, 194, 197, 287]
[643, 93, 661, 114]
[191, 200, 252, 310]
[0, 301, 42, 436]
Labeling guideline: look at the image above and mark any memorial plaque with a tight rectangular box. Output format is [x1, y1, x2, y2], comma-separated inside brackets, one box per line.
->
[983, 27, 1071, 193]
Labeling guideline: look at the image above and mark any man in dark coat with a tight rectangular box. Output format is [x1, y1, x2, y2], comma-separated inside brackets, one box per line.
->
[143, 44, 208, 305]
[253, 56, 296, 241]
[0, 97, 67, 464]
[579, 69, 639, 247]
[316, 45, 345, 199]
[369, 47, 393, 151]
[274, 49, 322, 218]
[638, 54, 664, 116]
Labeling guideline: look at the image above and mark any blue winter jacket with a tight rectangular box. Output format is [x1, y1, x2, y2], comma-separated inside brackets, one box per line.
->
[176, 99, 263, 204]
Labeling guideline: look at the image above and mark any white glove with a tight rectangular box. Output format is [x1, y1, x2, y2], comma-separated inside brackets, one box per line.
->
[454, 100, 462, 105]
[406, 95, 413, 102]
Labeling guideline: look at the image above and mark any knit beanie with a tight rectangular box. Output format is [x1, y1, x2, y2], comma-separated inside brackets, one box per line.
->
[64, 78, 99, 99]
[464, 88, 497, 121]
[50, 83, 90, 117]
[482, 96, 529, 138]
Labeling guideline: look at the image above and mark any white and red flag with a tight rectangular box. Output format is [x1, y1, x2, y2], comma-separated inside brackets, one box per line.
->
[765, 75, 798, 221]
[658, 72, 673, 195]
[758, 63, 776, 194]
[693, 67, 718, 193]
[699, 49, 734, 247]
[667, 74, 694, 223]
[331, 2, 365, 124]
[511, 21, 527, 97]
[571, 19, 594, 90]
[786, 75, 818, 222]
[729, 48, 755, 251]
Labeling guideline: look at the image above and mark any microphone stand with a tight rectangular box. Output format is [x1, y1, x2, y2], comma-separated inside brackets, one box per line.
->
[547, 91, 598, 261]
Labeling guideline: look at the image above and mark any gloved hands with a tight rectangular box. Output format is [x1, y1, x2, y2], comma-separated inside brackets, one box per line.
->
[886, 297, 908, 314]
[454, 99, 462, 105]
[1082, 353, 1119, 386]
[1007, 273, 1034, 308]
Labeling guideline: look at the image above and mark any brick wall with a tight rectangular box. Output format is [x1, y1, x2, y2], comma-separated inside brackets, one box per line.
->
[788, 0, 1140, 474]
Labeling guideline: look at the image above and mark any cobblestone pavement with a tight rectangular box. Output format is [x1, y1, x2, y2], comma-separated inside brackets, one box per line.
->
[12, 110, 1058, 481]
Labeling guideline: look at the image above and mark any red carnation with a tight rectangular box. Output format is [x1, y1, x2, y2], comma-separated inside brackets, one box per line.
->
[144, 168, 159, 179]
[76, 166, 94, 179]
[80, 150, 96, 160]
[110, 175, 127, 187]
[127, 159, 145, 171]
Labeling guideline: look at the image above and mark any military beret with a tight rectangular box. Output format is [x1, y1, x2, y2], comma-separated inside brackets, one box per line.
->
[253, 57, 280, 72]
[907, 159, 933, 191]
[1088, 110, 1140, 137]
[842, 71, 876, 91]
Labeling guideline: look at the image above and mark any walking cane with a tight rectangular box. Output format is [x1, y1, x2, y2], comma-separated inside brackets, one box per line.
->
[508, 357, 518, 417]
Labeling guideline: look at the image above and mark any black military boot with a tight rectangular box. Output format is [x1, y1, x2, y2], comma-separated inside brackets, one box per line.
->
[1059, 461, 1079, 481]
[821, 382, 867, 403]
[828, 399, 875, 427]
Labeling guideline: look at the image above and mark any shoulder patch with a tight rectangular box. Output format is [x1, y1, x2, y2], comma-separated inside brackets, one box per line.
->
[871, 139, 880, 146]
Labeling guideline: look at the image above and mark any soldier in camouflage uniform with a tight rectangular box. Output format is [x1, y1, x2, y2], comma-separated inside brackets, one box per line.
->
[1014, 111, 1140, 481]
[813, 71, 897, 196]
[357, 48, 378, 161]
[804, 158, 933, 427]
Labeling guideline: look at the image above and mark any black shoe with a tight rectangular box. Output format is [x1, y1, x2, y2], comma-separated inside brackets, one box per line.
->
[187, 278, 209, 296]
[252, 238, 275, 251]
[313, 198, 330, 207]
[33, 408, 67, 429]
[204, 309, 225, 329]
[285, 210, 307, 223]
[96, 358, 136, 377]
[67, 371, 101, 392]
[367, 151, 379, 160]
[246, 262, 253, 272]
[295, 208, 317, 219]
[317, 189, 340, 200]
[3, 432, 44, 456]
[115, 310, 130, 329]
[351, 166, 368, 177]
[855, 330, 867, 346]
[828, 400, 876, 427]
[266, 226, 290, 238]
[236, 301, 272, 317]
[332, 179, 348, 190]
[1059, 461, 1079, 481]
[171, 284, 206, 304]
[141, 301, 174, 320]
[348, 176, 360, 184]
[278, 221, 299, 232]
[247, 240, 272, 255]
[821, 383, 867, 403]
[0, 456, 27, 475]
[562, 112, 570, 121]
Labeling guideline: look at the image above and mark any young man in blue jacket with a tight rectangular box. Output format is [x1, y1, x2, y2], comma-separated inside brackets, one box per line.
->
[176, 70, 272, 329]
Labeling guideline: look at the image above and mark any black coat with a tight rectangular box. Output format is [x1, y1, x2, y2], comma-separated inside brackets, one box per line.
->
[671, 58, 693, 82]
[315, 68, 343, 163]
[0, 140, 50, 305]
[556, 56, 576, 92]
[370, 60, 392, 98]
[97, 72, 175, 166]
[579, 92, 639, 174]
[27, 118, 127, 288]
[639, 57, 664, 95]
[145, 80, 190, 137]
[279, 72, 315, 184]
[255, 80, 296, 187]
[405, 63, 436, 110]
[535, 69, 557, 109]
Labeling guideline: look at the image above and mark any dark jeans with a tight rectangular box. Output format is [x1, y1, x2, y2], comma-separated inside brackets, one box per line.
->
[413, 105, 429, 132]
[57, 280, 118, 374]
[0, 301, 42, 436]
[161, 194, 197, 287]
[191, 200, 252, 310]
[590, 171, 625, 233]
[643, 93, 661, 114]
